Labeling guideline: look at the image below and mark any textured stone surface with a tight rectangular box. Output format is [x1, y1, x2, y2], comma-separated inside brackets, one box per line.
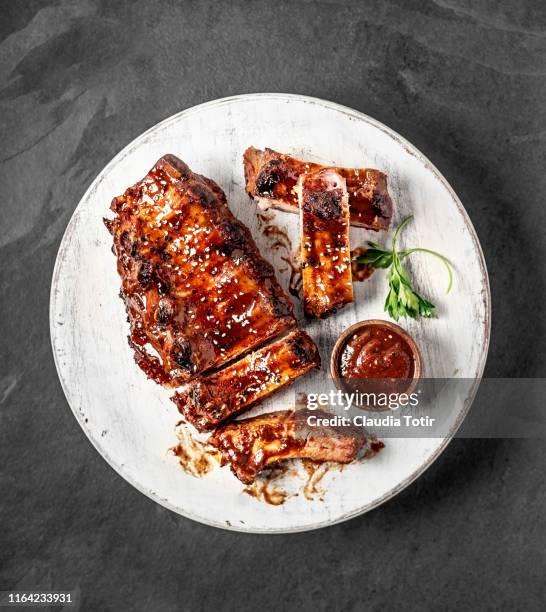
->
[1, 0, 545, 609]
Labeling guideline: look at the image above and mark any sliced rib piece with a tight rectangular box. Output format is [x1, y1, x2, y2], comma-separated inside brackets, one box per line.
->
[243, 147, 393, 230]
[172, 330, 320, 432]
[105, 154, 296, 386]
[298, 169, 353, 318]
[209, 409, 384, 484]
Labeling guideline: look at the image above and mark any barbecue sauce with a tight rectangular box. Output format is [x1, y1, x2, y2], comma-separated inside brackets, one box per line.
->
[350, 247, 374, 282]
[339, 325, 415, 380]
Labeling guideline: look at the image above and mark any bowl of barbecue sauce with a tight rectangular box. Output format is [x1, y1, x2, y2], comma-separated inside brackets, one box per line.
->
[330, 320, 422, 409]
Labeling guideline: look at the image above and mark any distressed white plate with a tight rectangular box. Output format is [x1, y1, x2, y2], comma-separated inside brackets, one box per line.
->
[50, 94, 490, 532]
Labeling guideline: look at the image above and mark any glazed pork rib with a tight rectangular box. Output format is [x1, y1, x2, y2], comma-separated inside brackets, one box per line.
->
[105, 154, 296, 386]
[209, 409, 384, 484]
[298, 169, 353, 318]
[172, 330, 320, 432]
[243, 147, 393, 230]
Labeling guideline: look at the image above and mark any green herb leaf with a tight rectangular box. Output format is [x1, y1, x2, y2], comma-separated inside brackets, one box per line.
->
[354, 216, 453, 320]
[358, 246, 393, 269]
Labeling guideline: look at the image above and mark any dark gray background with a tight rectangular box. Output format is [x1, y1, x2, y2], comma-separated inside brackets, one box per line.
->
[1, 1, 545, 610]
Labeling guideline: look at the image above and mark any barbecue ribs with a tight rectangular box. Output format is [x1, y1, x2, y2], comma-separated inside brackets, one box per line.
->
[209, 409, 384, 484]
[105, 154, 297, 387]
[243, 147, 393, 230]
[173, 330, 320, 432]
[298, 168, 353, 318]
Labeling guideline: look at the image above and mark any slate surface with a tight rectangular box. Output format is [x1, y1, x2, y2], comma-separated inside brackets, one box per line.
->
[1, 1, 545, 610]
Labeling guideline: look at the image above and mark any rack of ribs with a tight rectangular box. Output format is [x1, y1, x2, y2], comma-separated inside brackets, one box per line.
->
[105, 154, 299, 387]
[173, 330, 320, 431]
[298, 168, 354, 318]
[243, 147, 392, 231]
[209, 409, 385, 484]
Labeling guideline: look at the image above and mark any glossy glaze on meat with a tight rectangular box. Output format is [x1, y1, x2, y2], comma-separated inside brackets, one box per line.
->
[105, 155, 296, 386]
[298, 169, 353, 318]
[209, 409, 384, 484]
[243, 147, 393, 230]
[172, 330, 320, 431]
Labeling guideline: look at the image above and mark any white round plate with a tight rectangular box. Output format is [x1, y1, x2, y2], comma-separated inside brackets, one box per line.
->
[50, 94, 490, 533]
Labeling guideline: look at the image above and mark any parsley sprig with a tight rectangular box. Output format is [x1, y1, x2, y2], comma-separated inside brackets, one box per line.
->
[358, 216, 453, 320]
